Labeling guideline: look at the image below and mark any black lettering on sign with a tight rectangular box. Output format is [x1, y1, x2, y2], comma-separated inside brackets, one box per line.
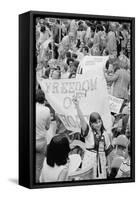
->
[61, 82, 68, 94]
[68, 82, 75, 93]
[44, 82, 51, 93]
[63, 97, 72, 109]
[52, 82, 59, 93]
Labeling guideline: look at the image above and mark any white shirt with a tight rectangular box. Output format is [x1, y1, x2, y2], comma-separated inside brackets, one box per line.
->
[40, 154, 81, 182]
[36, 103, 50, 141]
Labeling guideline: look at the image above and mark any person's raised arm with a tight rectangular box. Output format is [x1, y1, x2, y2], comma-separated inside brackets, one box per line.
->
[72, 96, 88, 133]
[104, 70, 119, 82]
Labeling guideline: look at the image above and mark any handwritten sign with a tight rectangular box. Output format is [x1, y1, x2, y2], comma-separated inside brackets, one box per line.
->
[109, 95, 123, 114]
[38, 73, 112, 133]
[77, 56, 109, 77]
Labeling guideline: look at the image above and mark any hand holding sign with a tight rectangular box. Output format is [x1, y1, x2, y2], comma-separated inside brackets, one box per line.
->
[72, 95, 79, 108]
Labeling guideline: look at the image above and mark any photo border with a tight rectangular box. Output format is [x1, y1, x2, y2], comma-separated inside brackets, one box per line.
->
[29, 11, 135, 189]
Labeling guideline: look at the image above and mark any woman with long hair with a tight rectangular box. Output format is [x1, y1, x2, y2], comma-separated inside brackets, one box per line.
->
[72, 97, 113, 179]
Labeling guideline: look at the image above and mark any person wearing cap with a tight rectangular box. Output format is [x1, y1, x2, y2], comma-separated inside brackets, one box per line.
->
[113, 134, 129, 159]
[116, 142, 131, 178]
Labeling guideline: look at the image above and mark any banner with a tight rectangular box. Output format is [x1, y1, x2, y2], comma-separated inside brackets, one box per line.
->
[77, 56, 109, 77]
[109, 95, 124, 114]
[38, 73, 112, 133]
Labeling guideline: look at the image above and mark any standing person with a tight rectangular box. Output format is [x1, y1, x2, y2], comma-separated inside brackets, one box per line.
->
[36, 89, 51, 182]
[84, 21, 92, 44]
[69, 19, 78, 41]
[38, 25, 52, 45]
[115, 24, 124, 57]
[104, 61, 130, 100]
[121, 23, 129, 51]
[106, 23, 117, 55]
[116, 142, 131, 178]
[93, 24, 106, 54]
[72, 97, 113, 179]
[58, 32, 75, 59]
[105, 60, 114, 94]
[82, 45, 90, 56]
[76, 22, 86, 48]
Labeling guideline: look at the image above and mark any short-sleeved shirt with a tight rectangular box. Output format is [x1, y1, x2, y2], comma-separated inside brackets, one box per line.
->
[36, 103, 51, 151]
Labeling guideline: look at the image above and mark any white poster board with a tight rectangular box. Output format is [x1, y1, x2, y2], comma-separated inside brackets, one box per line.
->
[38, 73, 112, 133]
[77, 56, 109, 77]
[109, 95, 124, 114]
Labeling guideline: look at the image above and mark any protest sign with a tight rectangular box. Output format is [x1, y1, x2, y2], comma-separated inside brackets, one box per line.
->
[109, 95, 124, 114]
[38, 73, 112, 133]
[77, 56, 109, 77]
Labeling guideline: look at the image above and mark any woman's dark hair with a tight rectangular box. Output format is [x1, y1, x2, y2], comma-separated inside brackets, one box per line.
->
[89, 112, 106, 134]
[103, 49, 109, 56]
[72, 53, 78, 59]
[40, 26, 46, 33]
[78, 21, 83, 26]
[78, 24, 84, 31]
[65, 51, 71, 58]
[96, 24, 104, 32]
[82, 46, 89, 53]
[66, 58, 74, 65]
[109, 168, 119, 179]
[56, 66, 61, 71]
[48, 42, 52, 50]
[122, 23, 128, 31]
[36, 89, 45, 104]
[56, 19, 60, 24]
[90, 24, 96, 32]
[105, 60, 110, 70]
[47, 135, 70, 167]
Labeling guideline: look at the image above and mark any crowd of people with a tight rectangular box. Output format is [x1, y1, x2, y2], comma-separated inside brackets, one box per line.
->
[35, 17, 131, 183]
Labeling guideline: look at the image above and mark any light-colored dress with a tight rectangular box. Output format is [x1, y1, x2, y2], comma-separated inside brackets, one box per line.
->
[82, 126, 111, 179]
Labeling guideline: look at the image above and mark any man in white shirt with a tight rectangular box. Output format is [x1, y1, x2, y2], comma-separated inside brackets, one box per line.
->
[36, 89, 51, 182]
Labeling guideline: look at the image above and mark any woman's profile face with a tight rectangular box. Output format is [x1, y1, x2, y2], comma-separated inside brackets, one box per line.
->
[91, 119, 102, 132]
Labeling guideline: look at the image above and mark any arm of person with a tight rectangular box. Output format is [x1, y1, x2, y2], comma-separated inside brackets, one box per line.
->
[72, 96, 88, 133]
[104, 133, 113, 156]
[104, 71, 119, 82]
[104, 132, 113, 174]
[57, 163, 69, 181]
